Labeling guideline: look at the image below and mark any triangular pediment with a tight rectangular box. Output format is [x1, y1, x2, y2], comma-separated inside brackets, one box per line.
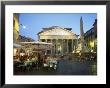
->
[39, 27, 76, 36]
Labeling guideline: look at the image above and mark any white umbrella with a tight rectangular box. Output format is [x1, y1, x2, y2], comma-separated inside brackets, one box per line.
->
[13, 43, 22, 48]
[19, 41, 52, 45]
[19, 41, 52, 50]
[19, 41, 53, 58]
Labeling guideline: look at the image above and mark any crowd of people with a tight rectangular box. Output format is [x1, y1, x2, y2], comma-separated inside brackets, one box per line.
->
[14, 52, 58, 72]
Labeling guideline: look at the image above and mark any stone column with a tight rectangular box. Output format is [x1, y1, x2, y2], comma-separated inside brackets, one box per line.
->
[46, 39, 47, 55]
[51, 39, 52, 55]
[73, 40, 75, 51]
[77, 38, 78, 49]
[54, 39, 56, 55]
[56, 39, 58, 55]
[67, 39, 68, 54]
[62, 39, 63, 55]
[72, 39, 73, 52]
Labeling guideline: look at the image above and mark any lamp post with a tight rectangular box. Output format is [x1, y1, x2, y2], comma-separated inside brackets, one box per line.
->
[19, 24, 26, 34]
[18, 24, 26, 57]
[18, 24, 26, 42]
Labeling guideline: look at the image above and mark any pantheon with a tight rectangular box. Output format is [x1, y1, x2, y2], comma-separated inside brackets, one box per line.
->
[37, 26, 78, 55]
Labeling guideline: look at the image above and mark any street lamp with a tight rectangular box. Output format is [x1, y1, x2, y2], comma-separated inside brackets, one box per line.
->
[19, 24, 26, 29]
[19, 24, 26, 37]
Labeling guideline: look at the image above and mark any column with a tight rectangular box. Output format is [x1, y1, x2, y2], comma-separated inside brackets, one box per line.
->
[67, 39, 68, 54]
[46, 39, 47, 55]
[45, 39, 47, 43]
[62, 39, 63, 55]
[56, 39, 58, 55]
[51, 39, 52, 55]
[75, 39, 77, 50]
[77, 37, 78, 46]
[54, 39, 56, 55]
[73, 40, 75, 51]
[55, 39, 58, 54]
[72, 39, 73, 52]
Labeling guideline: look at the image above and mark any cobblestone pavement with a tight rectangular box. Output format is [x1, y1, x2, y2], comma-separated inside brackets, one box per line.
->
[14, 56, 97, 75]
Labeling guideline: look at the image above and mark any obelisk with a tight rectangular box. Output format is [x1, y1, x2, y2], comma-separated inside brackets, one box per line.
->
[80, 17, 85, 53]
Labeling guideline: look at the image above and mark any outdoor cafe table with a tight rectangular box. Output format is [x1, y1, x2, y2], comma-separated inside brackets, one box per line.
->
[24, 60, 34, 66]
[47, 59, 57, 68]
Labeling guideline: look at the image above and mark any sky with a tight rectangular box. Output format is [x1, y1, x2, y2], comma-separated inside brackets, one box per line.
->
[19, 13, 97, 41]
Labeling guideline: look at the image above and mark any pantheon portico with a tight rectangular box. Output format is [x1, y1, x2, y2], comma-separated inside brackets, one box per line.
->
[37, 26, 78, 55]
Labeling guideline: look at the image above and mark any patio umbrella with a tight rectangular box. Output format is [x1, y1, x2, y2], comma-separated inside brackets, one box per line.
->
[19, 41, 52, 50]
[13, 43, 22, 48]
[19, 41, 53, 55]
[19, 41, 53, 61]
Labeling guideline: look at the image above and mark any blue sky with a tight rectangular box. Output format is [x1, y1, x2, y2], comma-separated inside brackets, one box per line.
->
[19, 13, 97, 40]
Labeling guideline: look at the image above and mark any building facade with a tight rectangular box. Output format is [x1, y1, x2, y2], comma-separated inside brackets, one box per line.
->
[18, 35, 35, 42]
[38, 26, 78, 55]
[13, 14, 35, 57]
[84, 19, 97, 52]
[13, 13, 20, 43]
